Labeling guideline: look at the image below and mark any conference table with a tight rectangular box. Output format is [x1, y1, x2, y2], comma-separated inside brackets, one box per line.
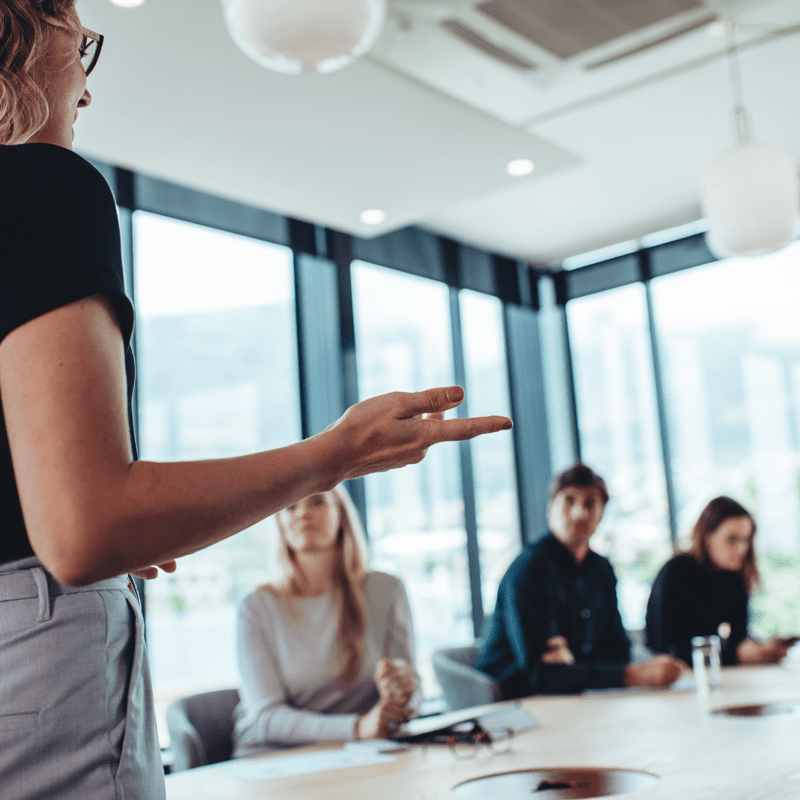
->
[165, 664, 800, 800]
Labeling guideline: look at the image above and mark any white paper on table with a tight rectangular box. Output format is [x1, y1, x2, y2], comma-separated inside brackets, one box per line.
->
[221, 749, 394, 781]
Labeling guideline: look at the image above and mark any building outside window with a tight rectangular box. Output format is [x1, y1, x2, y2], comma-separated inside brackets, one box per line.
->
[134, 211, 301, 741]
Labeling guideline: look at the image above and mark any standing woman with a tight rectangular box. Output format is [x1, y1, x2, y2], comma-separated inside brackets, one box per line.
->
[233, 486, 416, 757]
[645, 496, 791, 666]
[0, 3, 511, 797]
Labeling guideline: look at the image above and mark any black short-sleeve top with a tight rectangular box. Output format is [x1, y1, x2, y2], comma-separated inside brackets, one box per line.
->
[0, 143, 137, 565]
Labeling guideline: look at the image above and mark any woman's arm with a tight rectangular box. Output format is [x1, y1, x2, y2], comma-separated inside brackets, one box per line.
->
[0, 295, 511, 586]
[645, 559, 693, 664]
[374, 577, 418, 706]
[235, 596, 360, 747]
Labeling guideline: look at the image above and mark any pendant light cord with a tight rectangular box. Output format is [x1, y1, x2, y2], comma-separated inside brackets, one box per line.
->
[725, 19, 751, 145]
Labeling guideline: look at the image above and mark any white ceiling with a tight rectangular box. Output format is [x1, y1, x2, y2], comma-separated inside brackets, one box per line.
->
[74, 0, 800, 264]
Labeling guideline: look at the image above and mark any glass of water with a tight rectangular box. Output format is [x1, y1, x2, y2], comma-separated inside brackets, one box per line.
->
[692, 635, 722, 693]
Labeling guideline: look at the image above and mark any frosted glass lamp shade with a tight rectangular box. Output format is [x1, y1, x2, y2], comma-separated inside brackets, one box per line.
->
[222, 0, 387, 74]
[701, 142, 800, 258]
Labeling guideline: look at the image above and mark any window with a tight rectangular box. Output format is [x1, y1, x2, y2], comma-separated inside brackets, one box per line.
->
[134, 212, 301, 741]
[459, 290, 521, 616]
[650, 241, 800, 637]
[566, 284, 672, 630]
[351, 262, 468, 695]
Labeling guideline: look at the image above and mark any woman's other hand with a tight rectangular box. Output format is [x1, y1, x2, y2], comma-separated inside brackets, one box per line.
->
[374, 658, 416, 704]
[737, 636, 791, 664]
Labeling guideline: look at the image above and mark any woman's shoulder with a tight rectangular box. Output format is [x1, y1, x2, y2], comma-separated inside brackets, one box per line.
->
[2, 143, 107, 186]
[656, 553, 701, 582]
[364, 570, 407, 598]
[238, 584, 283, 617]
[1, 144, 115, 215]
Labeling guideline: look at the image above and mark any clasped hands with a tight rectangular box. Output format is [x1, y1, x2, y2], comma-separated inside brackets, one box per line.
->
[355, 658, 416, 740]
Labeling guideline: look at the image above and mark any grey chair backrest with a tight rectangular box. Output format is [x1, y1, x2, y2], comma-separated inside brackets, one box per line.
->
[166, 688, 240, 772]
[432, 645, 502, 711]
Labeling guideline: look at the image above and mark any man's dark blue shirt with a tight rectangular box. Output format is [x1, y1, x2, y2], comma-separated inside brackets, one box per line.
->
[475, 534, 631, 697]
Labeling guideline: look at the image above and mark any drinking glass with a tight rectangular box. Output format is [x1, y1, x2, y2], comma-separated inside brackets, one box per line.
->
[692, 634, 722, 693]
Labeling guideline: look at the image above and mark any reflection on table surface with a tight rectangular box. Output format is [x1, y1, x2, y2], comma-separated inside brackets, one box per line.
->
[166, 665, 800, 800]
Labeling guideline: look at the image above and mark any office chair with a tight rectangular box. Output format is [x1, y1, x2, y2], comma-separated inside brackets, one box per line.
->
[432, 646, 502, 711]
[166, 688, 240, 772]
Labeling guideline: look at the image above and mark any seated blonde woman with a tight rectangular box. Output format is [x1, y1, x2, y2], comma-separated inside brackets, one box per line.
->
[233, 486, 417, 756]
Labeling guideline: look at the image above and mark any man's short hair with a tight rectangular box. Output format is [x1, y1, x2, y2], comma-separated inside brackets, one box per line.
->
[549, 463, 609, 505]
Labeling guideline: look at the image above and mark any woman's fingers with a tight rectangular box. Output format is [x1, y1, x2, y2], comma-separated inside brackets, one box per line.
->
[130, 567, 158, 580]
[399, 386, 465, 418]
[400, 388, 513, 438]
[130, 561, 178, 580]
[377, 659, 416, 704]
[426, 414, 513, 442]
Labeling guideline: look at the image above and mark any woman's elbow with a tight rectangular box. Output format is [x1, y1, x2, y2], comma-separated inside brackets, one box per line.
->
[30, 522, 123, 587]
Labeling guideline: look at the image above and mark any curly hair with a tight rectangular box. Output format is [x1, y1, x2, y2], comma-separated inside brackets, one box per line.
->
[0, 0, 79, 144]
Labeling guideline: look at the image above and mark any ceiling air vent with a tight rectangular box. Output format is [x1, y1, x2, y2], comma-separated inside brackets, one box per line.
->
[441, 18, 538, 71]
[476, 0, 705, 60]
[584, 12, 718, 70]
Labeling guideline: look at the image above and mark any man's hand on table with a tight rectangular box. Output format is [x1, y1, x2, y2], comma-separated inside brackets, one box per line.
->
[624, 654, 683, 688]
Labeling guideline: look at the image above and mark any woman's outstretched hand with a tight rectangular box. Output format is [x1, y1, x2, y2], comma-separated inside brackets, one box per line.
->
[321, 386, 512, 483]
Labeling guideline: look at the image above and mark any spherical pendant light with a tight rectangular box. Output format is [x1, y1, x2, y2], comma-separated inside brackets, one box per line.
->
[222, 0, 387, 74]
[702, 143, 800, 258]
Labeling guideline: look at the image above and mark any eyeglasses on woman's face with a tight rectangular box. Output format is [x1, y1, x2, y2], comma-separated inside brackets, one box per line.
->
[79, 27, 104, 77]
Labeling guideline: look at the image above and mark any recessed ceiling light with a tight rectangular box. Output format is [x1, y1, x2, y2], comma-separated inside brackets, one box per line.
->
[360, 209, 386, 225]
[707, 21, 728, 37]
[507, 158, 535, 177]
[111, 0, 146, 7]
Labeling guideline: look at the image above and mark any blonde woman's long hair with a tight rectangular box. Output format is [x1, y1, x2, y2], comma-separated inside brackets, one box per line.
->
[270, 486, 369, 687]
[1, 0, 81, 144]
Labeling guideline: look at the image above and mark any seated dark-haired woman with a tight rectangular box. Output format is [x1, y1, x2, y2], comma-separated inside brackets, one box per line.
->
[645, 496, 791, 666]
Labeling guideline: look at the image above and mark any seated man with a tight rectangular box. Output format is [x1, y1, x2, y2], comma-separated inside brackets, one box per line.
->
[476, 463, 682, 697]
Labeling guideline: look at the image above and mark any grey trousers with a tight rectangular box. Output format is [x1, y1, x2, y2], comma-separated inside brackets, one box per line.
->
[0, 556, 166, 800]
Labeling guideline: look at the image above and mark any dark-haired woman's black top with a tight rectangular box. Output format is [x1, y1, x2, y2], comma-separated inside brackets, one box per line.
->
[0, 143, 136, 565]
[645, 553, 749, 666]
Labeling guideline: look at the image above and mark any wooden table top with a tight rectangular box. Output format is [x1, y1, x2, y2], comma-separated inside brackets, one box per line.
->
[165, 665, 800, 800]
